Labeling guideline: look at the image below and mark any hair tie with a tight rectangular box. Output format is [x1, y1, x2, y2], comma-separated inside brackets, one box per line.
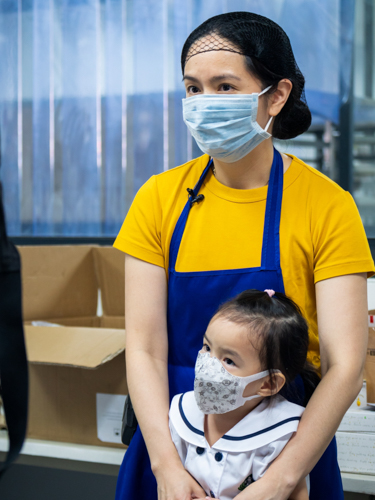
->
[264, 289, 275, 298]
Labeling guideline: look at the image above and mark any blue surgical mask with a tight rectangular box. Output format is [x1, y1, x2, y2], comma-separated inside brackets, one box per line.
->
[182, 86, 272, 163]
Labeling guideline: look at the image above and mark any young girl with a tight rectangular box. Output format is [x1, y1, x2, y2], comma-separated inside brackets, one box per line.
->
[169, 289, 317, 500]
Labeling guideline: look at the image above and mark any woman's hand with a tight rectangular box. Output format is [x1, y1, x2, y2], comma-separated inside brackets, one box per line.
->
[232, 473, 291, 500]
[232, 472, 307, 500]
[154, 462, 207, 500]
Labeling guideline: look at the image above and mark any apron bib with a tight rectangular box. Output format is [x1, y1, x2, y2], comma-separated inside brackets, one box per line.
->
[115, 149, 343, 500]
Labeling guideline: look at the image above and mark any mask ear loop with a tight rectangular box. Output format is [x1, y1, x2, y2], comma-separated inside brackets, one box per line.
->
[241, 370, 271, 401]
[264, 116, 273, 132]
[258, 85, 272, 96]
[258, 86, 273, 133]
[242, 368, 282, 401]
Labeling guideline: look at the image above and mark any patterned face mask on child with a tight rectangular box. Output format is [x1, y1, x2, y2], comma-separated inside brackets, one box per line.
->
[194, 351, 271, 414]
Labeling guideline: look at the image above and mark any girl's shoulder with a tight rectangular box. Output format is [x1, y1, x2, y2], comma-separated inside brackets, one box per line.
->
[264, 394, 305, 419]
[169, 392, 206, 447]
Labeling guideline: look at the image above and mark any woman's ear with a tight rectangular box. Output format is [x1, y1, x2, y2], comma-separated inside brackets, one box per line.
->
[268, 79, 292, 117]
[258, 372, 286, 397]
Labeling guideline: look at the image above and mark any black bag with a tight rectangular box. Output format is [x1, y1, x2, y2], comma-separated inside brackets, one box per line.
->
[0, 180, 28, 477]
[121, 395, 138, 446]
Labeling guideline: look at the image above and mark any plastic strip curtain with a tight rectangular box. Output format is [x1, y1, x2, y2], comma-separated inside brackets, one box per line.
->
[0, 0, 345, 236]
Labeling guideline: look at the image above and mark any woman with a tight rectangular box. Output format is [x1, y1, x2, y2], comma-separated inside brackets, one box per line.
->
[114, 12, 374, 500]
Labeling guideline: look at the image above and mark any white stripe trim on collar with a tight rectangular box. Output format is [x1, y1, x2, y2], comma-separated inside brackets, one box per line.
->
[169, 391, 304, 452]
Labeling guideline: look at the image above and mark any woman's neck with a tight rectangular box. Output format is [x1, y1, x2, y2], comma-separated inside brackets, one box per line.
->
[212, 140, 291, 190]
[204, 398, 264, 448]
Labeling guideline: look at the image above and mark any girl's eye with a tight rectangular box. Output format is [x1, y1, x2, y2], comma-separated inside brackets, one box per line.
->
[224, 357, 235, 366]
[202, 343, 210, 352]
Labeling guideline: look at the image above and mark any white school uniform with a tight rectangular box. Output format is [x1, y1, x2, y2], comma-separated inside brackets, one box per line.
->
[169, 391, 305, 500]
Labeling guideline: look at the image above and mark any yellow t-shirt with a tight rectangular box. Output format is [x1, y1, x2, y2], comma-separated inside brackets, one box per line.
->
[114, 153, 375, 368]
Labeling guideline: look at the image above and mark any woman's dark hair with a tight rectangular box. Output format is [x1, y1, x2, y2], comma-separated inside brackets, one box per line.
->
[215, 289, 319, 405]
[181, 12, 311, 140]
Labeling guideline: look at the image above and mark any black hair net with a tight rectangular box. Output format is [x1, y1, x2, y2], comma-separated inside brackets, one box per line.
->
[181, 12, 311, 139]
[181, 11, 305, 100]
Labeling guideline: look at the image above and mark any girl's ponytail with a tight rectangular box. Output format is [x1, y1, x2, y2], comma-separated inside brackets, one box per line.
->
[215, 289, 320, 406]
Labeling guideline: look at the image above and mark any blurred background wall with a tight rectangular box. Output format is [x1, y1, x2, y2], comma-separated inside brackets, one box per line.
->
[0, 0, 374, 238]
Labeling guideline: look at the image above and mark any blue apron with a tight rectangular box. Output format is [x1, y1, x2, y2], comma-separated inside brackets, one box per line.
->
[115, 149, 343, 500]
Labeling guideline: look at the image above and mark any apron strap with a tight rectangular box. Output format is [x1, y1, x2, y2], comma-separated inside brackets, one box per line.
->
[169, 150, 283, 274]
[261, 148, 284, 270]
[169, 159, 213, 272]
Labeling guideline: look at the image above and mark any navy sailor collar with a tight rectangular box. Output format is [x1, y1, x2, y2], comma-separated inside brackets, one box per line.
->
[169, 391, 304, 452]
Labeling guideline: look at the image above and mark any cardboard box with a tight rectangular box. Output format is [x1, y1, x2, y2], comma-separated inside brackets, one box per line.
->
[338, 406, 375, 433]
[19, 245, 127, 447]
[336, 432, 375, 474]
[366, 310, 375, 405]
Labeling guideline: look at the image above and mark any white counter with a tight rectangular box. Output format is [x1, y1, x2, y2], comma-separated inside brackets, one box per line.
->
[1, 431, 374, 494]
[0, 430, 125, 466]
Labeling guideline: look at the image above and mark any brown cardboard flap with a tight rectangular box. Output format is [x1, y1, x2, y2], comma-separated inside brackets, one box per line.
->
[93, 247, 125, 317]
[30, 315, 125, 329]
[25, 325, 125, 368]
[19, 246, 98, 321]
[39, 316, 102, 328]
[100, 315, 125, 329]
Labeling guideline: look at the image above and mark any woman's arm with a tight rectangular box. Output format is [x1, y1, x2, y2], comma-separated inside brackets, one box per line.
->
[288, 477, 309, 500]
[125, 254, 206, 500]
[234, 272, 368, 500]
